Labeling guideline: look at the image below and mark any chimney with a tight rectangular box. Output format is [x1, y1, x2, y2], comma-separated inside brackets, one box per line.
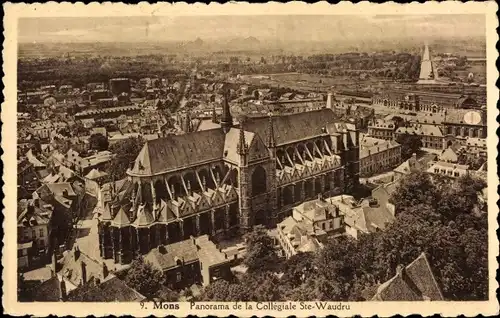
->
[412, 153, 417, 161]
[80, 261, 87, 285]
[52, 251, 57, 273]
[27, 203, 35, 216]
[369, 198, 379, 207]
[396, 264, 405, 278]
[317, 193, 324, 201]
[102, 262, 109, 279]
[60, 279, 67, 301]
[158, 244, 166, 254]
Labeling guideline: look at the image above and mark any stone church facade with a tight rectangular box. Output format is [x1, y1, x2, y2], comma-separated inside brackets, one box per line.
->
[97, 94, 360, 264]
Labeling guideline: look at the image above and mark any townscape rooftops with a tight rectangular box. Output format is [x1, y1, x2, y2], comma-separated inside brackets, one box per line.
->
[75, 105, 141, 117]
[393, 155, 424, 175]
[26, 149, 47, 168]
[223, 128, 256, 163]
[369, 118, 395, 129]
[17, 203, 53, 228]
[438, 147, 460, 163]
[360, 136, 400, 159]
[85, 168, 108, 180]
[466, 137, 487, 148]
[295, 197, 338, 222]
[371, 252, 444, 301]
[427, 161, 469, 174]
[444, 108, 486, 126]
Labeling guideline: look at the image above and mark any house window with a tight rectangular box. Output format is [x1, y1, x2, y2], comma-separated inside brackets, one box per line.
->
[176, 272, 182, 282]
[322, 223, 326, 230]
[39, 228, 44, 237]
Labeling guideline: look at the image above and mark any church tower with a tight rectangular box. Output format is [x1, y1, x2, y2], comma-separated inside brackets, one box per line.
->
[220, 88, 233, 133]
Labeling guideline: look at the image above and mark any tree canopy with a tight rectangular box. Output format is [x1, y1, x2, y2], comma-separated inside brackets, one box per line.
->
[200, 172, 488, 302]
[243, 225, 280, 273]
[124, 258, 165, 300]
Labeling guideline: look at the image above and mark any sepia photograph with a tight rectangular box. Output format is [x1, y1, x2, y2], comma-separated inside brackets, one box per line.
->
[2, 2, 498, 317]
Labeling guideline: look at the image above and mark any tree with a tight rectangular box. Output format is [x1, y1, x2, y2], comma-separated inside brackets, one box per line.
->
[243, 225, 279, 273]
[89, 133, 109, 151]
[67, 103, 79, 116]
[396, 133, 422, 161]
[105, 136, 145, 180]
[124, 258, 165, 300]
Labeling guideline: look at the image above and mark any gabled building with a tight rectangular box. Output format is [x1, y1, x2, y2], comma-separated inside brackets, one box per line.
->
[369, 252, 444, 301]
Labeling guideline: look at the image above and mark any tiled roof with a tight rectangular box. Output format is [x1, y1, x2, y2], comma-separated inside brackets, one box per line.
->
[223, 128, 255, 164]
[112, 206, 131, 226]
[438, 147, 459, 163]
[33, 276, 62, 302]
[26, 149, 46, 168]
[17, 203, 53, 227]
[372, 253, 444, 301]
[362, 204, 395, 232]
[133, 204, 155, 226]
[156, 199, 177, 223]
[130, 129, 226, 176]
[360, 136, 400, 158]
[393, 156, 424, 175]
[85, 168, 108, 180]
[68, 277, 145, 302]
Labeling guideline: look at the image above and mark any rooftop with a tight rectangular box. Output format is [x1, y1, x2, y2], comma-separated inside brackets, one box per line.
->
[371, 252, 444, 301]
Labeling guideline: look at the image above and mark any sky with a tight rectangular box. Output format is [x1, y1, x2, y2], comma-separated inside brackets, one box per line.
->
[18, 14, 486, 43]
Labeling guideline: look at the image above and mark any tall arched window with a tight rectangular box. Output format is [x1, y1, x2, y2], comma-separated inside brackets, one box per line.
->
[251, 166, 267, 196]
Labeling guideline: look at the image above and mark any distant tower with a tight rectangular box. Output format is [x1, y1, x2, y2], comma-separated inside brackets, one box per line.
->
[220, 87, 233, 133]
[326, 92, 333, 109]
[181, 111, 192, 133]
[237, 120, 251, 233]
